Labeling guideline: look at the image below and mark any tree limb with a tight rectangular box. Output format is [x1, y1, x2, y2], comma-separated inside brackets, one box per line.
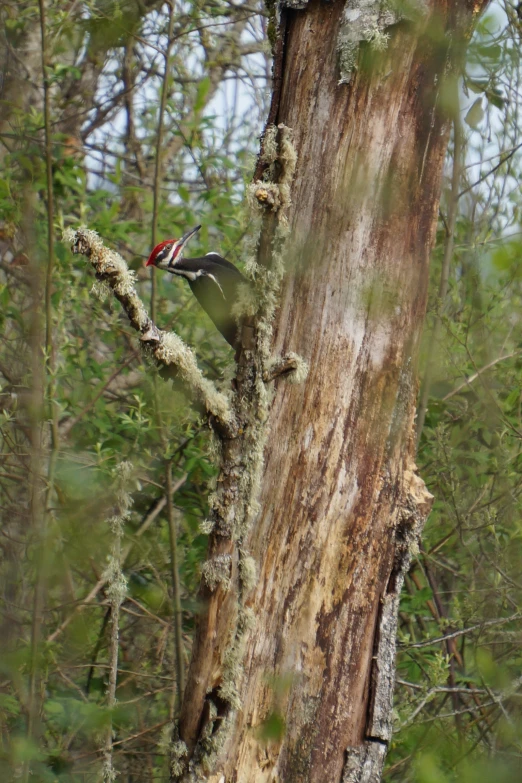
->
[63, 227, 234, 432]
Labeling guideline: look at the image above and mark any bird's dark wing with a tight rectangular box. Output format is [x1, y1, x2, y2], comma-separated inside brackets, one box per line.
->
[173, 255, 248, 347]
[202, 252, 247, 276]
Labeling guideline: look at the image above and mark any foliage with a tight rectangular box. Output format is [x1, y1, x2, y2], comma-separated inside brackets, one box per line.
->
[388, 4, 522, 780]
[0, 0, 267, 779]
[1, 0, 522, 781]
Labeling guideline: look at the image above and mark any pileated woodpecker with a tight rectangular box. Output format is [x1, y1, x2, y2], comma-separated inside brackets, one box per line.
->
[146, 225, 248, 348]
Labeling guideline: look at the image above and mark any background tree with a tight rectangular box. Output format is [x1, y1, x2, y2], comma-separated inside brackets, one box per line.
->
[1, 1, 522, 783]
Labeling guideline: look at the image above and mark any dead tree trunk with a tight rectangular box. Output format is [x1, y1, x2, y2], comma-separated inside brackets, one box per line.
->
[174, 1, 489, 781]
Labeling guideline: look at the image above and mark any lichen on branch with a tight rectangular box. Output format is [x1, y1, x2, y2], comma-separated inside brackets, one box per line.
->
[337, 0, 428, 84]
[171, 124, 303, 780]
[63, 227, 234, 430]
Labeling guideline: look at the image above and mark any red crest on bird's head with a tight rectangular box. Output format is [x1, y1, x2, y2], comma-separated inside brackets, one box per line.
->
[146, 240, 176, 267]
[146, 225, 201, 268]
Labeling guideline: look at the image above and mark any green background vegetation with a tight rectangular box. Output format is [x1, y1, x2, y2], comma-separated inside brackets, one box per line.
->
[0, 1, 521, 780]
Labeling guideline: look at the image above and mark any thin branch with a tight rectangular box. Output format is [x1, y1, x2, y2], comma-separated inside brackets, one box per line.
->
[442, 351, 520, 401]
[458, 140, 522, 197]
[403, 612, 522, 649]
[396, 680, 488, 695]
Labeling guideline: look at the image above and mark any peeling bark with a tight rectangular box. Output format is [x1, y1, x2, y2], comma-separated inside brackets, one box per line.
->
[174, 1, 488, 781]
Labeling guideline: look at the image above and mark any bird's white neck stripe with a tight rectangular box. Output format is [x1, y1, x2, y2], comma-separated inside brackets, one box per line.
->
[165, 244, 178, 266]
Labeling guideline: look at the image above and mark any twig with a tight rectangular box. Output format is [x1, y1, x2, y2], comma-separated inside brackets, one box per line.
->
[458, 140, 522, 197]
[403, 612, 522, 648]
[396, 679, 487, 695]
[123, 597, 168, 627]
[442, 351, 520, 401]
[73, 721, 170, 761]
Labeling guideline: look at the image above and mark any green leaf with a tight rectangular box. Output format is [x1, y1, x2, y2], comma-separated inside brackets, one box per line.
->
[465, 98, 484, 129]
[194, 77, 211, 112]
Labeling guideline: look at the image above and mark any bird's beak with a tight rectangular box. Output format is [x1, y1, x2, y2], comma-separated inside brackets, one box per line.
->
[175, 224, 201, 257]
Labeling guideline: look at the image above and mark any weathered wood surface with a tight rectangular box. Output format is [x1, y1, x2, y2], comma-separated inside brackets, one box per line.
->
[176, 1, 488, 781]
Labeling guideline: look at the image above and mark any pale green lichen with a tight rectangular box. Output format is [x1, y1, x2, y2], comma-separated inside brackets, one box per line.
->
[216, 605, 256, 717]
[238, 553, 257, 594]
[254, 221, 291, 362]
[197, 713, 232, 775]
[156, 333, 233, 424]
[337, 0, 397, 85]
[337, 0, 428, 84]
[114, 460, 133, 505]
[177, 126, 299, 777]
[66, 226, 143, 310]
[248, 124, 296, 220]
[227, 125, 298, 551]
[91, 280, 110, 301]
[207, 491, 220, 513]
[231, 280, 259, 320]
[238, 605, 256, 633]
[170, 738, 189, 778]
[161, 724, 189, 778]
[201, 554, 232, 592]
[218, 641, 243, 709]
[104, 555, 128, 606]
[261, 123, 278, 165]
[103, 461, 132, 607]
[196, 701, 228, 773]
[241, 208, 263, 279]
[265, 352, 310, 384]
[286, 352, 310, 384]
[247, 181, 282, 213]
[101, 759, 117, 783]
[367, 24, 391, 51]
[101, 461, 133, 780]
[278, 126, 298, 202]
[158, 722, 174, 756]
[199, 517, 215, 535]
[200, 700, 217, 741]
[207, 430, 223, 464]
[235, 415, 267, 534]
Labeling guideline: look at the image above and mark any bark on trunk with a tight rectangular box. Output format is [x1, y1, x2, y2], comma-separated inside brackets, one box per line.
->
[175, 1, 488, 781]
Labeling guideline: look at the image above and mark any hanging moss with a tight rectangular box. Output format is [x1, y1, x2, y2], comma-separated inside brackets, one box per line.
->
[201, 554, 232, 592]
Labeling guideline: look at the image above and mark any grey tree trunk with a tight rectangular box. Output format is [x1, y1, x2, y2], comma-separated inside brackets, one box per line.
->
[175, 1, 489, 781]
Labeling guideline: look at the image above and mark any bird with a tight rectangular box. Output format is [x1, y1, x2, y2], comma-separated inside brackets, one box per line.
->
[146, 225, 248, 348]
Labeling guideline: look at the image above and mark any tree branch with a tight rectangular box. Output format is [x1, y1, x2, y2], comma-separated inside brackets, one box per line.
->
[403, 611, 522, 649]
[63, 227, 234, 432]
